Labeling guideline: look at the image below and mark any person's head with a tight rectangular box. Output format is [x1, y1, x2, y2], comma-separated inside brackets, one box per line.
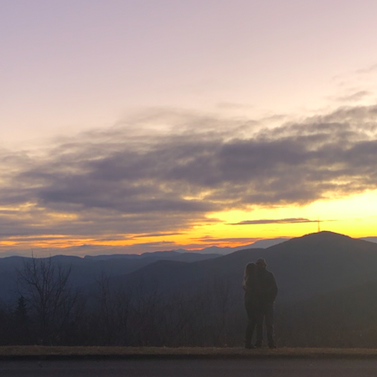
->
[244, 262, 256, 279]
[256, 258, 267, 270]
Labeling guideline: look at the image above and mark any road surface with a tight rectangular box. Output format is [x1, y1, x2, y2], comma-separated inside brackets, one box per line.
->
[1, 358, 377, 376]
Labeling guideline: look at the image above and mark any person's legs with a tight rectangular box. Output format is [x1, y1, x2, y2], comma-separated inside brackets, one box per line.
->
[245, 303, 256, 348]
[255, 311, 264, 347]
[245, 319, 256, 348]
[265, 302, 275, 348]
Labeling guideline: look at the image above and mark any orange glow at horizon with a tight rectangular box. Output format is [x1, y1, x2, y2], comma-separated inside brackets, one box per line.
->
[0, 190, 376, 255]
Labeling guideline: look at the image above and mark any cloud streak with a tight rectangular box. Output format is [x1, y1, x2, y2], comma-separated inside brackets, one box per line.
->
[1, 105, 377, 251]
[192, 236, 259, 243]
[230, 218, 317, 225]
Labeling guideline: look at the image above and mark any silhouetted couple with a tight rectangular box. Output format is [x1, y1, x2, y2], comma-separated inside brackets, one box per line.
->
[243, 258, 278, 349]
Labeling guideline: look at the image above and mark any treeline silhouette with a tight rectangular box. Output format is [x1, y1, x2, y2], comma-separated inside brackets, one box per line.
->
[1, 254, 377, 347]
[0, 256, 243, 346]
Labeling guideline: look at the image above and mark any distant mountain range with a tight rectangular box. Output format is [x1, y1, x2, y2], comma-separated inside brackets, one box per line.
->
[104, 231, 377, 303]
[360, 236, 377, 243]
[79, 235, 377, 258]
[2, 232, 377, 303]
[178, 235, 377, 255]
[174, 237, 290, 255]
[0, 251, 219, 301]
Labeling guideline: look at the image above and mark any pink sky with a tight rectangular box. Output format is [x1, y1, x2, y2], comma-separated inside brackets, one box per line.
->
[2, 0, 377, 145]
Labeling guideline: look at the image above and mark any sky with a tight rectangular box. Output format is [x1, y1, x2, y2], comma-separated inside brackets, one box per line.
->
[1, 0, 377, 256]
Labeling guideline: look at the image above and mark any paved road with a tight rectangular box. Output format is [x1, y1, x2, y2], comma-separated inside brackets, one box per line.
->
[1, 358, 377, 377]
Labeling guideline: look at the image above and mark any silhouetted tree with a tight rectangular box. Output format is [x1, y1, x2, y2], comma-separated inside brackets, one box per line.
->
[17, 255, 77, 344]
[11, 295, 31, 344]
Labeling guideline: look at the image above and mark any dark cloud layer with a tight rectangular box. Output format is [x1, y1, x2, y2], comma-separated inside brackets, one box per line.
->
[1, 104, 377, 246]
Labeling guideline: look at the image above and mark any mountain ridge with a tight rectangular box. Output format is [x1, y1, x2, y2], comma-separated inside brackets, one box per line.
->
[107, 231, 377, 303]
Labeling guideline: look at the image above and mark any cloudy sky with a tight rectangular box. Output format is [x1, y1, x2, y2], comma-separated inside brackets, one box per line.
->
[1, 0, 377, 256]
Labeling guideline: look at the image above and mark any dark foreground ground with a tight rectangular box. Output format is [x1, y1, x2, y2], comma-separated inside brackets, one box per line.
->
[2, 359, 377, 377]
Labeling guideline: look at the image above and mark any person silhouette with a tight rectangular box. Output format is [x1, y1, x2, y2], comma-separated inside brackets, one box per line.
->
[255, 258, 278, 349]
[243, 262, 259, 349]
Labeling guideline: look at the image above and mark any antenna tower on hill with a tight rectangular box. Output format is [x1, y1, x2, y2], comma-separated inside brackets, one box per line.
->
[317, 217, 320, 232]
